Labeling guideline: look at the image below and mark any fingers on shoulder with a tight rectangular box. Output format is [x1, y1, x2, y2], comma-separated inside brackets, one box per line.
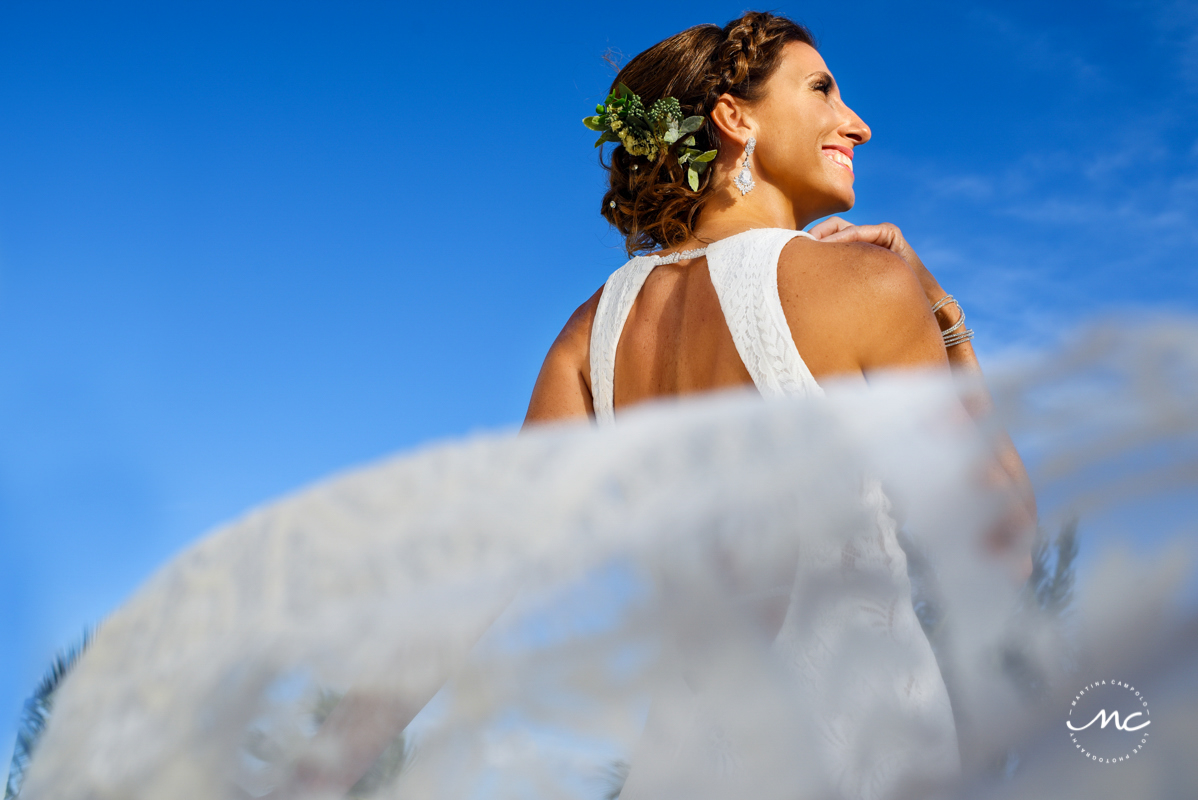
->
[782, 237, 900, 273]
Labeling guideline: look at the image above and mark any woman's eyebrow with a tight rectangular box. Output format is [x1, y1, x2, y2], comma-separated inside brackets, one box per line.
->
[806, 70, 837, 88]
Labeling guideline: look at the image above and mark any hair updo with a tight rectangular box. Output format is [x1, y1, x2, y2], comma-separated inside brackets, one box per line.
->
[600, 11, 816, 255]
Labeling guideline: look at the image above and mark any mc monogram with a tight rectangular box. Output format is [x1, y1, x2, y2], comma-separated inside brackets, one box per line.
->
[1066, 680, 1152, 764]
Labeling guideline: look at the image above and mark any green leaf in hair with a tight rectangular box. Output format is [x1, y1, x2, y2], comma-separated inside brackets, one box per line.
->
[583, 84, 720, 175]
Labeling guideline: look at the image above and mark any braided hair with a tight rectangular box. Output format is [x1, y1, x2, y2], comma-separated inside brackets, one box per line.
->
[600, 12, 816, 255]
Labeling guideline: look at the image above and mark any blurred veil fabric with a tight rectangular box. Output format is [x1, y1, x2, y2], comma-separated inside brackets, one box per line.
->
[17, 321, 1198, 800]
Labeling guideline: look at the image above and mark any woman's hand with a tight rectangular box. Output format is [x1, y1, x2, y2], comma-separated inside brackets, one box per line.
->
[808, 217, 946, 306]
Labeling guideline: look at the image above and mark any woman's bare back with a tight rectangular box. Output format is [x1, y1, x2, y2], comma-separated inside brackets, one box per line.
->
[608, 234, 900, 402]
[612, 256, 754, 408]
[524, 237, 943, 425]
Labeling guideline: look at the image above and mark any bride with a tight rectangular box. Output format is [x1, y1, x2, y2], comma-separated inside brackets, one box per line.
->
[524, 10, 1039, 800]
[523, 11, 1035, 564]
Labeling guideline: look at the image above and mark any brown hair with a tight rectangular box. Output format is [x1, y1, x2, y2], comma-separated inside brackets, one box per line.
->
[600, 11, 816, 255]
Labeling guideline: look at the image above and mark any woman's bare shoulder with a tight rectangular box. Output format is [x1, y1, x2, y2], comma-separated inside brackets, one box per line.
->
[777, 237, 944, 371]
[522, 286, 603, 427]
[779, 237, 929, 313]
[552, 285, 603, 362]
[781, 237, 914, 287]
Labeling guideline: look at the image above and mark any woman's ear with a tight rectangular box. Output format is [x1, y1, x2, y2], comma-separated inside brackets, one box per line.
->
[709, 94, 755, 149]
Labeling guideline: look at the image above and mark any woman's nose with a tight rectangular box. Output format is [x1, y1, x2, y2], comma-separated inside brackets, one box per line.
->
[842, 106, 871, 145]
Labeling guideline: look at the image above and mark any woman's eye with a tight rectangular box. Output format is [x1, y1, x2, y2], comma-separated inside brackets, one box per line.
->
[812, 80, 832, 95]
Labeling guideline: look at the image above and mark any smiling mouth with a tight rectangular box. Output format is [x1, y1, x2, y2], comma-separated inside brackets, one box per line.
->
[822, 147, 854, 174]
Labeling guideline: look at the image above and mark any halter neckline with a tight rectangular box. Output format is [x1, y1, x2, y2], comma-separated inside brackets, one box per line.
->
[644, 228, 818, 266]
[645, 247, 708, 265]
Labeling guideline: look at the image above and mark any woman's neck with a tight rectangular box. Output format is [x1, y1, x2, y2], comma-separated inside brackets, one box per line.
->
[688, 182, 820, 247]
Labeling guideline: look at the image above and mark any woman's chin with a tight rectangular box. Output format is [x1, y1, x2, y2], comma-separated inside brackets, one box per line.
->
[818, 166, 856, 206]
[822, 192, 855, 216]
[790, 180, 854, 219]
[815, 176, 855, 213]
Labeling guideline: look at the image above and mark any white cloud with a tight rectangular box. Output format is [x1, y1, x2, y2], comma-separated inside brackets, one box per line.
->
[927, 175, 994, 201]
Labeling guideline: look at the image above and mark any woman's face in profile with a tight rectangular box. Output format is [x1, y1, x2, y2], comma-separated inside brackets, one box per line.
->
[748, 41, 871, 218]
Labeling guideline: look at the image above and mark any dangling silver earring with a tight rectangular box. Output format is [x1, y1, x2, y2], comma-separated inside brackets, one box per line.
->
[733, 136, 756, 195]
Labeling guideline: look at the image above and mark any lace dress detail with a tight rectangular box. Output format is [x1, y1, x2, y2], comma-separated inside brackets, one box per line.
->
[591, 228, 961, 800]
[706, 228, 823, 399]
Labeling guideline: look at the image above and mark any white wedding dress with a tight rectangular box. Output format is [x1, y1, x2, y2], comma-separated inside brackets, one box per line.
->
[15, 231, 1198, 800]
[591, 228, 960, 800]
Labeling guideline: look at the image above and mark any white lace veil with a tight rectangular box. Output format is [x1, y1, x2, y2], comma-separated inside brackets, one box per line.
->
[16, 322, 1198, 800]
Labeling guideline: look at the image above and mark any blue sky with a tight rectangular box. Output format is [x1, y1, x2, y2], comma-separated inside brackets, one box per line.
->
[2, 0, 1196, 762]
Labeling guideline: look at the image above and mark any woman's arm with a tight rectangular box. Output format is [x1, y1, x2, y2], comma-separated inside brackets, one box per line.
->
[522, 288, 601, 429]
[808, 219, 1037, 578]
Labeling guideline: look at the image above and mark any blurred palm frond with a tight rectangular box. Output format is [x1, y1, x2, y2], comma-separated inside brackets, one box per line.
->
[5, 628, 94, 799]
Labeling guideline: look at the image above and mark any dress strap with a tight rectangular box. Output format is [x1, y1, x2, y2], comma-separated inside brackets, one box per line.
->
[706, 229, 824, 399]
[589, 256, 658, 425]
